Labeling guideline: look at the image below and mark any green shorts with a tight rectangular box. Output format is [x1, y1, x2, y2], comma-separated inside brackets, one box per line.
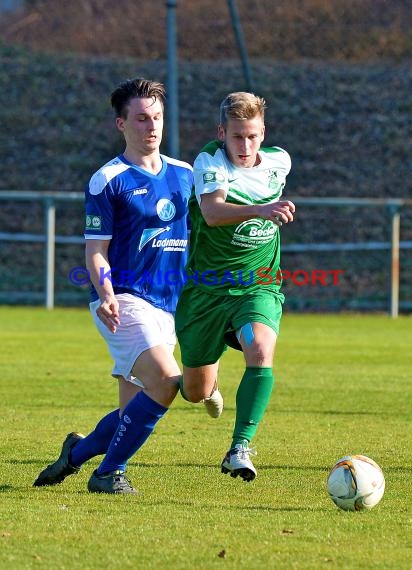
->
[175, 287, 284, 367]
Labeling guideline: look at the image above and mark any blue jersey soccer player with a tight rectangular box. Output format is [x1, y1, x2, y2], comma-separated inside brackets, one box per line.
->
[33, 77, 223, 494]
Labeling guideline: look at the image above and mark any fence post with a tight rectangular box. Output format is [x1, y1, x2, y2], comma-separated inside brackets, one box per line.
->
[44, 198, 56, 309]
[389, 206, 400, 318]
[227, 0, 254, 91]
[166, 0, 179, 158]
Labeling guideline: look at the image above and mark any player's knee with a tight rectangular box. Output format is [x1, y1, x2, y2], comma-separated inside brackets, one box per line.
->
[245, 342, 274, 366]
[148, 377, 179, 407]
[140, 372, 179, 403]
[180, 381, 210, 403]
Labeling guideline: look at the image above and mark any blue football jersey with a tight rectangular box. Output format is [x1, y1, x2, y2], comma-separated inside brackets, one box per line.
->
[84, 154, 193, 312]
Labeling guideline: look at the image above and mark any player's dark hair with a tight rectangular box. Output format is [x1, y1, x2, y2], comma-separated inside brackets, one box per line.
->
[111, 77, 166, 118]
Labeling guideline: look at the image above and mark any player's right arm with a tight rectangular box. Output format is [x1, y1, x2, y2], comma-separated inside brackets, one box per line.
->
[85, 239, 120, 333]
[200, 190, 295, 227]
[194, 142, 295, 227]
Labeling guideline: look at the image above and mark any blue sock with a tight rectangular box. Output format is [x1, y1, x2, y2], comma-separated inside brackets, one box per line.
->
[70, 409, 120, 467]
[97, 392, 168, 475]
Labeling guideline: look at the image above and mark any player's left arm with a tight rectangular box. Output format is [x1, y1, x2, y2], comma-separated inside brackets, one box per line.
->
[85, 239, 120, 333]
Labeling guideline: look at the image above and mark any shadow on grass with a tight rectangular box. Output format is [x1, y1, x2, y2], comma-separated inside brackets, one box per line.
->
[6, 459, 411, 473]
[125, 462, 331, 472]
[274, 408, 393, 416]
[35, 489, 329, 512]
[141, 499, 330, 512]
[171, 405, 396, 416]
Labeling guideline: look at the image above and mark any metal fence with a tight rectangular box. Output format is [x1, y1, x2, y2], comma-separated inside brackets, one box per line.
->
[0, 191, 411, 316]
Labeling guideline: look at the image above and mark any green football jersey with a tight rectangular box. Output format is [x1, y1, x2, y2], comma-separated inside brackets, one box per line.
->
[185, 140, 291, 295]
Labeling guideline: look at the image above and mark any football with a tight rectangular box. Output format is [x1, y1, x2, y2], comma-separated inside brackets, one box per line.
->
[327, 455, 385, 511]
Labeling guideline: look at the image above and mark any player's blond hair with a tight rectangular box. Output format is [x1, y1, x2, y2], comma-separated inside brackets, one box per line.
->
[219, 92, 266, 126]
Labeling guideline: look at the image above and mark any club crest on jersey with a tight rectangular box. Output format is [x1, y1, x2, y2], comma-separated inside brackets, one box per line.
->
[156, 198, 176, 221]
[268, 169, 278, 189]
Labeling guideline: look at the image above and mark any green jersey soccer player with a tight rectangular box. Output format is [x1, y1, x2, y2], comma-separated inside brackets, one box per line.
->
[175, 91, 296, 481]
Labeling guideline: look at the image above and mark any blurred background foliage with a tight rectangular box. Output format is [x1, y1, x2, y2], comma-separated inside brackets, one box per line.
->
[0, 0, 411, 309]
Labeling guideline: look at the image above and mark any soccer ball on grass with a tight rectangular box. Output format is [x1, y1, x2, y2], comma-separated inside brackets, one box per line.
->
[327, 454, 385, 511]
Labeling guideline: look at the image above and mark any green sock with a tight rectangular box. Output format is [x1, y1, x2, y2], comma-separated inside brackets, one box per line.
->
[232, 366, 275, 447]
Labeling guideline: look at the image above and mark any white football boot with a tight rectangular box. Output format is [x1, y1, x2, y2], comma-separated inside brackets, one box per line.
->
[221, 440, 257, 481]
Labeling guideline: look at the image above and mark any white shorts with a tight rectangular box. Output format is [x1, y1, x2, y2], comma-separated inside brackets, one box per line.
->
[90, 293, 176, 388]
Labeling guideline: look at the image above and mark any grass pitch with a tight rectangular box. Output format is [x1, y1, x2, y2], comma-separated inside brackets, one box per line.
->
[0, 307, 411, 569]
